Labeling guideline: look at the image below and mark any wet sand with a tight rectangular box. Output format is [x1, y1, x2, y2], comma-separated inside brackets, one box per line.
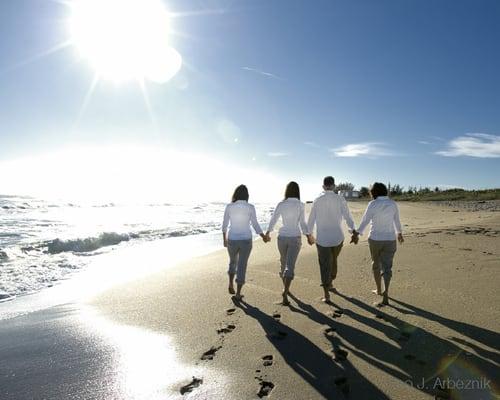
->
[91, 201, 500, 399]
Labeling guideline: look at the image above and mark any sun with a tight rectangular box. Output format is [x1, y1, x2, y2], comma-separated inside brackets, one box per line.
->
[68, 0, 182, 83]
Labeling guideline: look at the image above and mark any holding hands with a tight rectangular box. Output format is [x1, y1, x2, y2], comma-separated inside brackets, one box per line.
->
[262, 232, 271, 243]
[307, 234, 315, 246]
[350, 230, 359, 245]
[398, 233, 404, 244]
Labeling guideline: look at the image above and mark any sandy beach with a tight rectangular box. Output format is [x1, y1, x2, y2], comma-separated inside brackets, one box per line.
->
[1, 201, 499, 399]
[91, 201, 500, 399]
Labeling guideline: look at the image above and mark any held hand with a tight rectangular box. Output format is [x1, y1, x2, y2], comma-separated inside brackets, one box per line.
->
[350, 231, 359, 245]
[307, 234, 315, 246]
[260, 233, 270, 243]
[398, 233, 404, 244]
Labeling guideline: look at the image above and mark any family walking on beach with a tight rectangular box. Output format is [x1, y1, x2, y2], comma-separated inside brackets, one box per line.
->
[222, 176, 404, 307]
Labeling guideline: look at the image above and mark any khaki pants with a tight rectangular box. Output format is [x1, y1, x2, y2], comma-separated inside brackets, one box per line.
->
[316, 242, 343, 287]
[368, 239, 397, 280]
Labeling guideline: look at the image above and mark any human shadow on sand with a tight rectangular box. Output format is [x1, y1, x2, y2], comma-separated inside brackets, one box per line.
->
[332, 292, 499, 399]
[232, 298, 389, 399]
[389, 297, 500, 365]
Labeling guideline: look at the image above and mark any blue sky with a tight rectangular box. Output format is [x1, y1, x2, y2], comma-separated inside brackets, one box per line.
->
[0, 0, 499, 201]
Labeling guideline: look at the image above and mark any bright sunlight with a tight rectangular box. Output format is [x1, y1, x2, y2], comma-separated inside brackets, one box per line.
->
[68, 0, 182, 83]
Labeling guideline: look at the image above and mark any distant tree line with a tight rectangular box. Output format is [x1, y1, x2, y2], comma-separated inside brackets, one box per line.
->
[337, 182, 469, 198]
[333, 181, 498, 201]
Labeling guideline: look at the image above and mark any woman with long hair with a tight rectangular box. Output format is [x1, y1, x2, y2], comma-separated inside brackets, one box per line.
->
[352, 182, 404, 307]
[265, 181, 312, 305]
[222, 184, 268, 300]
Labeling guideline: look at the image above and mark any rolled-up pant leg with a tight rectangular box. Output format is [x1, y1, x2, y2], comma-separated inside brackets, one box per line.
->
[330, 242, 343, 282]
[227, 241, 239, 276]
[379, 240, 397, 280]
[278, 236, 301, 280]
[317, 244, 332, 287]
[369, 239, 382, 278]
[227, 239, 253, 284]
[369, 239, 396, 280]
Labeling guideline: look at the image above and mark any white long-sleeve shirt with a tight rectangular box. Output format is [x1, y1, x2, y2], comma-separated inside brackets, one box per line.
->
[267, 198, 309, 237]
[357, 196, 402, 241]
[222, 200, 263, 240]
[307, 191, 355, 247]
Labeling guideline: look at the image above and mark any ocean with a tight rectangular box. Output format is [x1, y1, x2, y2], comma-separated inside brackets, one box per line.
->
[0, 195, 273, 313]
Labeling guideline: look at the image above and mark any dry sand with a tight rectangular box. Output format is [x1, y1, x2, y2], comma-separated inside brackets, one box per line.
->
[92, 201, 500, 399]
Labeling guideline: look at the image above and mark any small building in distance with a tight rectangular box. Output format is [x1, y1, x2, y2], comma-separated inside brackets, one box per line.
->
[339, 190, 360, 199]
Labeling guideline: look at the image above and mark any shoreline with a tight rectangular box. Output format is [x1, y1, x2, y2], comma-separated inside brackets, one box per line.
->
[1, 201, 499, 399]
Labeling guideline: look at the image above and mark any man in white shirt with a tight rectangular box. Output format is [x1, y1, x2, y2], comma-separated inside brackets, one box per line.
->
[307, 176, 357, 303]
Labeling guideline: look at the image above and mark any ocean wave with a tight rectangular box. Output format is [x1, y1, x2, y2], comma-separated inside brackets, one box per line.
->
[46, 232, 131, 254]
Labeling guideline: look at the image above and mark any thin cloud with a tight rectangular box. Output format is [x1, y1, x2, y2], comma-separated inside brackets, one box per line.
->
[331, 143, 391, 158]
[242, 67, 282, 80]
[418, 140, 431, 145]
[304, 141, 320, 148]
[436, 133, 500, 158]
[267, 152, 289, 157]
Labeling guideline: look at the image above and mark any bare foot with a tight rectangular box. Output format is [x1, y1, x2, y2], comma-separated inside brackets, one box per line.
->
[233, 294, 244, 301]
[321, 297, 332, 304]
[281, 295, 290, 306]
[375, 298, 389, 307]
[228, 286, 235, 295]
[371, 289, 382, 296]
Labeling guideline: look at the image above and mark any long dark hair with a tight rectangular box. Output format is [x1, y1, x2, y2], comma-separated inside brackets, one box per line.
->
[370, 182, 388, 199]
[284, 181, 300, 200]
[232, 184, 249, 202]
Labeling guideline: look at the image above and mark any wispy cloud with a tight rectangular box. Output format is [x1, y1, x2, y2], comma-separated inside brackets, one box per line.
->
[242, 67, 282, 80]
[304, 141, 320, 148]
[331, 142, 391, 158]
[436, 133, 500, 158]
[418, 140, 431, 145]
[267, 152, 289, 157]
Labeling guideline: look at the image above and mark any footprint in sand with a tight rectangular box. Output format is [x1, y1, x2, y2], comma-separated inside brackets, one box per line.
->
[257, 380, 275, 398]
[272, 312, 281, 321]
[324, 327, 336, 338]
[404, 354, 416, 361]
[201, 346, 222, 360]
[333, 376, 350, 395]
[262, 355, 274, 366]
[398, 332, 411, 342]
[330, 310, 343, 319]
[226, 308, 236, 315]
[179, 377, 203, 395]
[217, 324, 236, 334]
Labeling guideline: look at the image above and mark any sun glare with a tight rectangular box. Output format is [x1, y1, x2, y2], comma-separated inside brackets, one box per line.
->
[68, 0, 182, 83]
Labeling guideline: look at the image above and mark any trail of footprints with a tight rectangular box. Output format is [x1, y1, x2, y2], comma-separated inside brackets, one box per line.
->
[182, 303, 425, 396]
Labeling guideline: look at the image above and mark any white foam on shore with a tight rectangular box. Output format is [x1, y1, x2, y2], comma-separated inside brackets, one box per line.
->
[0, 232, 222, 320]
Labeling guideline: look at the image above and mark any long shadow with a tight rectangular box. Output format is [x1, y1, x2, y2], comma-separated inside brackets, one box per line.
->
[232, 298, 389, 399]
[390, 297, 500, 362]
[334, 292, 499, 399]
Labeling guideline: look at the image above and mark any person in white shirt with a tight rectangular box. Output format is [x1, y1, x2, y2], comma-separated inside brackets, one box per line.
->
[352, 182, 404, 307]
[222, 184, 268, 300]
[265, 181, 313, 306]
[307, 176, 357, 303]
